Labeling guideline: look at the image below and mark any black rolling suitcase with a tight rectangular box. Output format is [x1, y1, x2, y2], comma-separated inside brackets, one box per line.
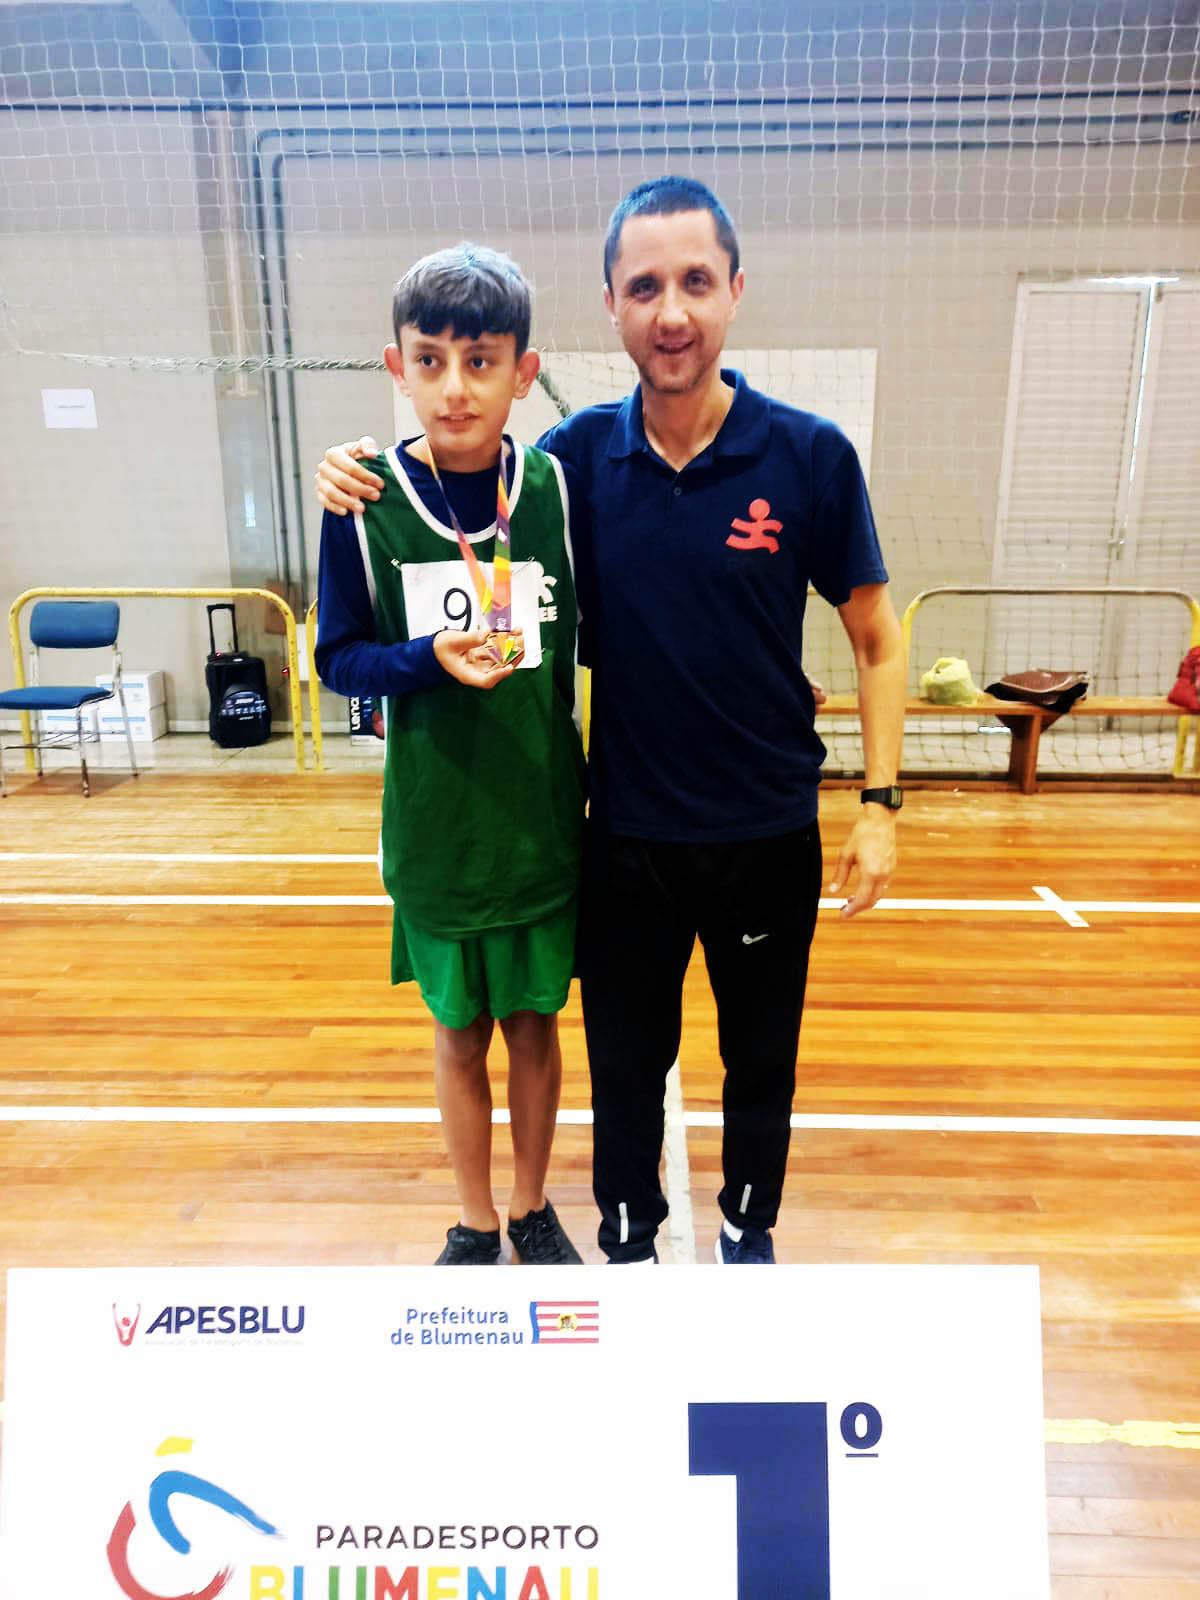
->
[205, 603, 271, 747]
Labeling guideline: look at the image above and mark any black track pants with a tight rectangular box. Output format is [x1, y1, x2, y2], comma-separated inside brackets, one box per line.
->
[578, 822, 823, 1261]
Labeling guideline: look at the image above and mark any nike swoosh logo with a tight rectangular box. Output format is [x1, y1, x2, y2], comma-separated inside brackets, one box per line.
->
[742, 933, 769, 945]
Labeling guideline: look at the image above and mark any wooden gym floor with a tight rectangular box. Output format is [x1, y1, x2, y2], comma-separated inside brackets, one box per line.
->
[0, 770, 1198, 1596]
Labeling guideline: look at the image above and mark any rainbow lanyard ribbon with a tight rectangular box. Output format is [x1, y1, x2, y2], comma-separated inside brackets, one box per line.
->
[415, 435, 514, 640]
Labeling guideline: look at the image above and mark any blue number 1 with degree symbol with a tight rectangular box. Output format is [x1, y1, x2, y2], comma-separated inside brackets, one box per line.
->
[688, 1402, 831, 1599]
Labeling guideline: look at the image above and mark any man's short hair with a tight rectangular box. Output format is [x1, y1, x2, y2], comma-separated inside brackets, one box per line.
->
[391, 244, 532, 355]
[603, 177, 740, 289]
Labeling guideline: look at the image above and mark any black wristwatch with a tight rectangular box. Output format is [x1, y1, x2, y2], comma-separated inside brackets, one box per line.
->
[860, 785, 903, 811]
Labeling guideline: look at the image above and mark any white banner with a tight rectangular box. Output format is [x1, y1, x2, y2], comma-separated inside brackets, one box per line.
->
[0, 1264, 1049, 1599]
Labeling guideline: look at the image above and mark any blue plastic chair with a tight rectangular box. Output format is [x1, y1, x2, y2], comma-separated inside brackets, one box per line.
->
[0, 601, 139, 796]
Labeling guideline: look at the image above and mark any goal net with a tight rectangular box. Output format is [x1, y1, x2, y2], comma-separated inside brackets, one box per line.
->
[2, 0, 1197, 774]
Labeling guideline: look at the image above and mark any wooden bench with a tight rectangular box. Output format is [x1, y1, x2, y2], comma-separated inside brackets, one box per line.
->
[819, 693, 1196, 793]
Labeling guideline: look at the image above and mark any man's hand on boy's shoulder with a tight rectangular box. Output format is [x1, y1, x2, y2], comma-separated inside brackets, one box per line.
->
[315, 437, 384, 516]
[433, 627, 523, 690]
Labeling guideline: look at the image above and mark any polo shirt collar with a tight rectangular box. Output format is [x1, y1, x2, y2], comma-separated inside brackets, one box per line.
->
[605, 367, 771, 463]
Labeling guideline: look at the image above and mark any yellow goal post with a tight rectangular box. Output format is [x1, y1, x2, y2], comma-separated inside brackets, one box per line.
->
[7, 586, 306, 773]
[899, 585, 1200, 778]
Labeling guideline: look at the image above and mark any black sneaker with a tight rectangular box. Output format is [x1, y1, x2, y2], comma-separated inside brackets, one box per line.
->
[435, 1223, 501, 1265]
[715, 1225, 775, 1264]
[507, 1200, 582, 1265]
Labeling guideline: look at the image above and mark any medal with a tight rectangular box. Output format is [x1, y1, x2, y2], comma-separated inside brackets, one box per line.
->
[414, 436, 523, 666]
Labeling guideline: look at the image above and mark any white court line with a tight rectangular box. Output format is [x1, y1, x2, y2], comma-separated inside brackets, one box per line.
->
[0, 852, 378, 864]
[0, 1107, 1196, 1137]
[0, 894, 393, 906]
[0, 1106, 588, 1124]
[663, 1060, 697, 1264]
[1073, 901, 1200, 914]
[3, 892, 1200, 914]
[3, 855, 1196, 917]
[1033, 884, 1089, 927]
[792, 1114, 1200, 1136]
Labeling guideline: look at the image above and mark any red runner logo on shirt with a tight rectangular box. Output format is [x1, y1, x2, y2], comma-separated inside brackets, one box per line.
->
[727, 497, 781, 554]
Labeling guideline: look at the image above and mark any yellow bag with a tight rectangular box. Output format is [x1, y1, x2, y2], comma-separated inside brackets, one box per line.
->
[920, 656, 979, 706]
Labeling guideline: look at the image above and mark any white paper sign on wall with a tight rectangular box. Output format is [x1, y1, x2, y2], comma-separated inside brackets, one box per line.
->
[42, 388, 98, 429]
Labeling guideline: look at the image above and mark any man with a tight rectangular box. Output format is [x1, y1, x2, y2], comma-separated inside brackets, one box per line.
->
[316, 176, 905, 1265]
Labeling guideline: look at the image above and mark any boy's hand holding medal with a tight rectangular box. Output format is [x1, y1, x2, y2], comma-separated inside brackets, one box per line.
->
[434, 626, 524, 688]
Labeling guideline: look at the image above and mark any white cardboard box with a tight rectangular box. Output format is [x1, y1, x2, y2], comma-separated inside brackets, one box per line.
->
[94, 670, 165, 713]
[97, 702, 167, 742]
[39, 705, 99, 742]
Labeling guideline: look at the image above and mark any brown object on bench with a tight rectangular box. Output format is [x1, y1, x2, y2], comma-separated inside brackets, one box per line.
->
[986, 669, 1089, 713]
[818, 693, 1193, 793]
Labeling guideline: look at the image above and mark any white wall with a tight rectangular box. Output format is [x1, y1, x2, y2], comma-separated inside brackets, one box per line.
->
[0, 231, 232, 721]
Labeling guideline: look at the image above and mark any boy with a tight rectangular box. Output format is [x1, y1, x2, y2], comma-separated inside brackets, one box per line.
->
[314, 245, 586, 1266]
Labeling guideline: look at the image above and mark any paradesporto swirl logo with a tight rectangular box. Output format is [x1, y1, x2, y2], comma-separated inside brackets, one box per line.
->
[106, 1437, 279, 1600]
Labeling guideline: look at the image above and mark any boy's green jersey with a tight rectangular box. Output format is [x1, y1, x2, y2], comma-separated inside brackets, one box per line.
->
[358, 439, 585, 940]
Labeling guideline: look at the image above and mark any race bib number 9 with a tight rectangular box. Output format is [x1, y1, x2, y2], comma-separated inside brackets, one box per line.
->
[401, 559, 547, 668]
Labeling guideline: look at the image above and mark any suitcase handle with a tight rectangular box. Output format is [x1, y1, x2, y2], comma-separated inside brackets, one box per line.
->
[207, 603, 239, 656]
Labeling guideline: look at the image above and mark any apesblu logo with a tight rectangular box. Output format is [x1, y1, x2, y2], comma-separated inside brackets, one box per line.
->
[113, 1301, 306, 1345]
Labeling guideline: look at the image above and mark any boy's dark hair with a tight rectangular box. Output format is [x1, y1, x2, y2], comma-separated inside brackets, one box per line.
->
[391, 243, 532, 355]
[603, 177, 740, 289]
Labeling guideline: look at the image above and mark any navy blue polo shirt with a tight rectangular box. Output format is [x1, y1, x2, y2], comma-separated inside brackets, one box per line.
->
[538, 368, 888, 842]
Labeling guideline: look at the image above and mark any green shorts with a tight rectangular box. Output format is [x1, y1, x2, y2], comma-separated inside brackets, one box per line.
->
[391, 899, 577, 1029]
